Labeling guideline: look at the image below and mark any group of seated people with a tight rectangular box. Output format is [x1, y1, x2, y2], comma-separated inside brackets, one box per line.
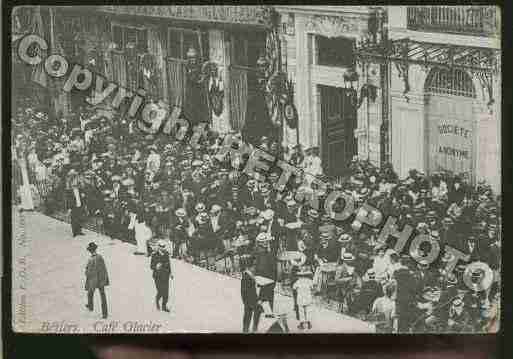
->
[12, 97, 501, 333]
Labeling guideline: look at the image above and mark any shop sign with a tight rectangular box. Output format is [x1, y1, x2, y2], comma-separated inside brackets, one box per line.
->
[98, 6, 273, 27]
[434, 119, 473, 175]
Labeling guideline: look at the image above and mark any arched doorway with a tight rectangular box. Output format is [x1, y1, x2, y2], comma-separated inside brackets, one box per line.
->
[425, 67, 476, 181]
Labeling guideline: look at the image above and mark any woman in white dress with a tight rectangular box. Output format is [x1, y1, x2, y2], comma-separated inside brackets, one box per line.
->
[134, 213, 152, 256]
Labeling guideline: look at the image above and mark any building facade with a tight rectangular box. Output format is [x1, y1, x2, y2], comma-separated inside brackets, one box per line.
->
[14, 6, 501, 191]
[387, 6, 500, 192]
[277, 6, 500, 192]
[29, 6, 275, 135]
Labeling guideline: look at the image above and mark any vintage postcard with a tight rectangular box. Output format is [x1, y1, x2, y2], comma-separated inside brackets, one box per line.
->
[11, 5, 500, 333]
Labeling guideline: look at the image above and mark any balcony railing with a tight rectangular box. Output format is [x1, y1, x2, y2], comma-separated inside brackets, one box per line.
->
[407, 6, 499, 37]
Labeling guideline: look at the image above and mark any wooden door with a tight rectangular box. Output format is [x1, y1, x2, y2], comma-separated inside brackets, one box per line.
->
[320, 86, 357, 178]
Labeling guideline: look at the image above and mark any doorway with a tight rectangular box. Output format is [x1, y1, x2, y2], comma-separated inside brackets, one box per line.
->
[319, 85, 357, 177]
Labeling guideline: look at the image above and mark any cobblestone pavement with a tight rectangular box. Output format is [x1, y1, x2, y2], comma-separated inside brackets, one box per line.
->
[12, 209, 374, 333]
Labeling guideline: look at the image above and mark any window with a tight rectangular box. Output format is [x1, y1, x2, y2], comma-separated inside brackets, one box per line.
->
[231, 31, 266, 67]
[111, 24, 148, 53]
[316, 36, 355, 68]
[425, 68, 476, 98]
[167, 28, 207, 60]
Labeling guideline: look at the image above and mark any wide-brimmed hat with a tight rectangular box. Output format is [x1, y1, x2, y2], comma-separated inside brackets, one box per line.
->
[86, 242, 97, 252]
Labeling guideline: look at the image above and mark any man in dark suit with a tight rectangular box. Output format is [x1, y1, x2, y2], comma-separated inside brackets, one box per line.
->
[85, 242, 109, 319]
[240, 255, 260, 332]
[67, 170, 85, 237]
[150, 240, 173, 312]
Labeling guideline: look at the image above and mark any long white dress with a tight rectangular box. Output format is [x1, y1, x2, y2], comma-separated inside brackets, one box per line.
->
[18, 158, 34, 210]
[134, 221, 152, 254]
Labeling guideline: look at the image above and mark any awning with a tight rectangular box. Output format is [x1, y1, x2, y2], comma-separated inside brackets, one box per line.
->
[355, 37, 500, 104]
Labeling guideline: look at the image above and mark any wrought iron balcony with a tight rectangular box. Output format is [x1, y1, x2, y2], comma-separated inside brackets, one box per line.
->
[407, 6, 499, 37]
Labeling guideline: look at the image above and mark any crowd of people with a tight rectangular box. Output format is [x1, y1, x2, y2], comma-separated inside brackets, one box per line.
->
[12, 93, 500, 333]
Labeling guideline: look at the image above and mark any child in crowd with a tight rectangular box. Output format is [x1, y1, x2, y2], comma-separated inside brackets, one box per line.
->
[293, 266, 314, 330]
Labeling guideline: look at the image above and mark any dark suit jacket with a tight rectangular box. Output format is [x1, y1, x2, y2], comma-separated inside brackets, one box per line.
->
[241, 271, 258, 307]
[85, 254, 109, 291]
[150, 251, 171, 280]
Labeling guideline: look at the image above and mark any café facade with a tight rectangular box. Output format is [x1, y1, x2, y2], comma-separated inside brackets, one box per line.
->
[14, 6, 501, 192]
[29, 6, 277, 135]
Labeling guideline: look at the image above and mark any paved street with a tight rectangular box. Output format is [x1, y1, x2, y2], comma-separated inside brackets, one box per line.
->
[13, 209, 374, 333]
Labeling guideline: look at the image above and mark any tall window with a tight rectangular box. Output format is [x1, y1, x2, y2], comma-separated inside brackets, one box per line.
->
[229, 31, 266, 130]
[111, 24, 148, 53]
[316, 35, 354, 68]
[167, 28, 208, 61]
[231, 31, 266, 68]
[110, 24, 148, 90]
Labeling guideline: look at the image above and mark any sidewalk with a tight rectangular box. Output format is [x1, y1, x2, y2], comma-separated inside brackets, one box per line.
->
[13, 209, 374, 333]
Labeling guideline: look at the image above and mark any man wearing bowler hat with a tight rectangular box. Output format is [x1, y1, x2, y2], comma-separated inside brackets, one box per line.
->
[85, 242, 109, 319]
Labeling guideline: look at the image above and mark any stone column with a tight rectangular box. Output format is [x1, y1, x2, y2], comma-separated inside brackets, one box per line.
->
[294, 14, 313, 148]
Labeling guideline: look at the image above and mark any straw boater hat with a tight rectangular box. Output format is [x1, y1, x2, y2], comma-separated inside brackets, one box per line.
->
[342, 252, 355, 262]
[195, 202, 206, 212]
[338, 233, 351, 243]
[256, 232, 272, 243]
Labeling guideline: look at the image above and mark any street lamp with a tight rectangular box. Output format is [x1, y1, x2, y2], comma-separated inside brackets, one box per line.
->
[343, 66, 359, 89]
[343, 66, 378, 108]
